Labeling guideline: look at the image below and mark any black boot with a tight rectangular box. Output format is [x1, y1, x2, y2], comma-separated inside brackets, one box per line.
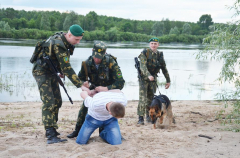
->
[146, 114, 151, 123]
[45, 128, 60, 137]
[46, 127, 67, 144]
[67, 125, 81, 138]
[137, 116, 144, 125]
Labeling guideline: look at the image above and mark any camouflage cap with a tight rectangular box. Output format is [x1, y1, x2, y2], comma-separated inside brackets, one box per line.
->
[149, 37, 159, 43]
[69, 24, 84, 37]
[92, 41, 107, 59]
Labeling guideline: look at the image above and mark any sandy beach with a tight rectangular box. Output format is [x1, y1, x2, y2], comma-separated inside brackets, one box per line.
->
[0, 100, 239, 158]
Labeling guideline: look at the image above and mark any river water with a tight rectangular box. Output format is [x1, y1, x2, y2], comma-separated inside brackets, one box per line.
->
[0, 39, 233, 102]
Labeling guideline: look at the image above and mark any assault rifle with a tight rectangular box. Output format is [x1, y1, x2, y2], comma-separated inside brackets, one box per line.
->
[43, 56, 73, 104]
[134, 57, 144, 88]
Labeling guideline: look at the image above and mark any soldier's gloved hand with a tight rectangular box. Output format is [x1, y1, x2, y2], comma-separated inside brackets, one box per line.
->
[95, 86, 108, 92]
[83, 81, 90, 88]
[148, 76, 154, 81]
[165, 83, 170, 89]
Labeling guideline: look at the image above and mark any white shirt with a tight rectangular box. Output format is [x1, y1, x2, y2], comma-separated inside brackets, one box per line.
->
[84, 91, 127, 121]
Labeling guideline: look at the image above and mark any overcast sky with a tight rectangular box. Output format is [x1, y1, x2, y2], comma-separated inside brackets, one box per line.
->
[0, 0, 237, 23]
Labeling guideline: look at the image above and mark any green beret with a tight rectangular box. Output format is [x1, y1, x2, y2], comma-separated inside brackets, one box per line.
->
[149, 37, 159, 43]
[69, 24, 84, 37]
[92, 41, 107, 59]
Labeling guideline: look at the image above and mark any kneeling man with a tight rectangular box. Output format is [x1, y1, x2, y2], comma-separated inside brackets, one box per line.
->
[76, 89, 127, 145]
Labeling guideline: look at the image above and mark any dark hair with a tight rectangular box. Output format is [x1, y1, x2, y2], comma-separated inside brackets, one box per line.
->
[109, 102, 125, 118]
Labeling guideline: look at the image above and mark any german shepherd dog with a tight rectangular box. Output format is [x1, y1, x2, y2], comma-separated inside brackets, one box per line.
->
[147, 95, 173, 129]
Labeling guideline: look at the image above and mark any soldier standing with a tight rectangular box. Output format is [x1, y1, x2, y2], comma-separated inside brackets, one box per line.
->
[32, 24, 85, 144]
[137, 37, 171, 125]
[67, 41, 125, 138]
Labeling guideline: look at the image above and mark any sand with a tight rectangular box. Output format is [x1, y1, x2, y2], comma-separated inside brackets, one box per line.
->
[0, 100, 239, 158]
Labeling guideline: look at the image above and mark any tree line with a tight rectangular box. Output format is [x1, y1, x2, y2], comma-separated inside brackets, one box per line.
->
[0, 8, 215, 43]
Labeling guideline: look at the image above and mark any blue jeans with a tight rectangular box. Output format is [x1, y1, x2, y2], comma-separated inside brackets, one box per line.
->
[76, 114, 122, 145]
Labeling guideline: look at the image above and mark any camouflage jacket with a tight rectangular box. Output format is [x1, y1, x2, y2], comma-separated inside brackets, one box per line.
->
[78, 55, 125, 90]
[138, 48, 171, 83]
[32, 32, 83, 88]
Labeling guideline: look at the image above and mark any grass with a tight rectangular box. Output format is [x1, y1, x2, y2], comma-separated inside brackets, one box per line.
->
[216, 107, 240, 132]
[0, 113, 37, 132]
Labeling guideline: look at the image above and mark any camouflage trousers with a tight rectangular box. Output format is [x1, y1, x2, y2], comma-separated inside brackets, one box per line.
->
[75, 102, 88, 128]
[137, 80, 156, 116]
[33, 74, 62, 129]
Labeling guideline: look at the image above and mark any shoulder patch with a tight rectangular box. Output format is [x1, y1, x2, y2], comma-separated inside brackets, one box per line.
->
[117, 71, 122, 78]
[63, 57, 69, 63]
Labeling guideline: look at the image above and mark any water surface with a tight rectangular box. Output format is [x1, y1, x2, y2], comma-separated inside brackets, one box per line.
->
[0, 40, 233, 102]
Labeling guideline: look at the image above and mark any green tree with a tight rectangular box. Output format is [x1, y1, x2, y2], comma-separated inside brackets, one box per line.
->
[133, 20, 138, 33]
[169, 26, 180, 35]
[35, 14, 42, 29]
[196, 0, 240, 131]
[191, 24, 202, 35]
[0, 21, 11, 30]
[11, 18, 21, 29]
[140, 21, 152, 35]
[197, 14, 214, 30]
[85, 11, 99, 31]
[55, 12, 67, 31]
[151, 21, 164, 36]
[50, 16, 57, 31]
[182, 23, 192, 35]
[121, 22, 132, 32]
[63, 11, 80, 31]
[27, 19, 36, 28]
[106, 27, 119, 42]
[4, 8, 16, 19]
[40, 13, 51, 30]
[19, 18, 28, 29]
[163, 18, 171, 34]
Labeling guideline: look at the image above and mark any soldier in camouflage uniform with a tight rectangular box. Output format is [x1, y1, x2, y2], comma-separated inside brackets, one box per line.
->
[137, 37, 171, 125]
[67, 41, 125, 138]
[32, 24, 85, 144]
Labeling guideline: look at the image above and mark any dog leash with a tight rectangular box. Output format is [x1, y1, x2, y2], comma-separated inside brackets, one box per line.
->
[151, 81, 161, 95]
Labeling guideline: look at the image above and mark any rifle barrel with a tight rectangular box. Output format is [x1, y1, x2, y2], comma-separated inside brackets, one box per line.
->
[43, 56, 73, 104]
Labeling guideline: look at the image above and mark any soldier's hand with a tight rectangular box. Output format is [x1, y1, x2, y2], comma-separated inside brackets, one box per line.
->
[83, 81, 90, 88]
[95, 86, 108, 92]
[81, 85, 89, 91]
[59, 74, 64, 78]
[165, 83, 170, 89]
[90, 90, 97, 97]
[80, 91, 89, 99]
[148, 76, 154, 81]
